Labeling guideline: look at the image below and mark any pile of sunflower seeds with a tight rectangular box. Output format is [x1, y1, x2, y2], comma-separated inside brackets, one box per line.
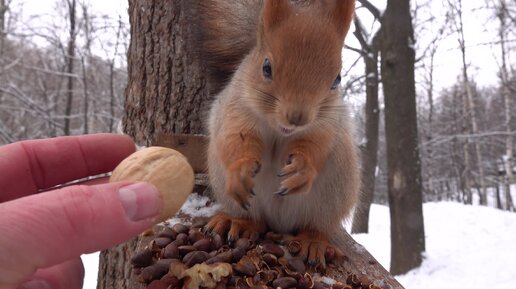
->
[131, 222, 381, 289]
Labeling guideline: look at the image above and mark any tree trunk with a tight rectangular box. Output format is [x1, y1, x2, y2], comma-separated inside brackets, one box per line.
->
[64, 0, 76, 136]
[452, 0, 487, 205]
[97, 1, 209, 288]
[81, 4, 91, 134]
[0, 0, 5, 55]
[81, 56, 89, 134]
[380, 0, 425, 275]
[496, 178, 502, 210]
[498, 0, 514, 212]
[424, 46, 437, 199]
[0, 0, 6, 105]
[109, 61, 115, 133]
[461, 105, 473, 205]
[352, 36, 380, 234]
[122, 0, 210, 145]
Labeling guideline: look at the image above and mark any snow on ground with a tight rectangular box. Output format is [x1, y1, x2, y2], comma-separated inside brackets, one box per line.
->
[83, 198, 516, 289]
[353, 202, 516, 289]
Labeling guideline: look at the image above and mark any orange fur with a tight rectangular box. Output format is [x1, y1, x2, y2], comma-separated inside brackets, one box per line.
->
[204, 0, 360, 267]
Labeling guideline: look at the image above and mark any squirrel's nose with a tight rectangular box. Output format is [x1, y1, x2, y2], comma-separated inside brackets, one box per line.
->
[287, 111, 308, 127]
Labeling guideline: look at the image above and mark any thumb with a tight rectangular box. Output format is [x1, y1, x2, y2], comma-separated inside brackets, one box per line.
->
[0, 182, 163, 288]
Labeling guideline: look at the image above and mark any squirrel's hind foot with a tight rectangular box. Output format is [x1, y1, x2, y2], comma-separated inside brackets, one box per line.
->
[284, 230, 342, 271]
[204, 212, 266, 244]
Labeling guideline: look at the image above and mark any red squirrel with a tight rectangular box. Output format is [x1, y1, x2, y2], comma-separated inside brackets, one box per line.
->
[200, 0, 360, 267]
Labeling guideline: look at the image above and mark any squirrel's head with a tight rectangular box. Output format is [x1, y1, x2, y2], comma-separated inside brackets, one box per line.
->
[243, 0, 355, 135]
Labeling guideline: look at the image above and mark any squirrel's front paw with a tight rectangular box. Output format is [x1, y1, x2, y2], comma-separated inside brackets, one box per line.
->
[226, 158, 261, 210]
[275, 152, 316, 196]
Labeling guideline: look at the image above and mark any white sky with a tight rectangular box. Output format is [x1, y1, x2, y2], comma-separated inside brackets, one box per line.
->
[22, 0, 128, 21]
[18, 0, 510, 94]
[16, 0, 129, 65]
[344, 0, 508, 95]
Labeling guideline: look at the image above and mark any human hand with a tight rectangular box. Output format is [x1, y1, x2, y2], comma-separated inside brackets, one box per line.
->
[0, 134, 164, 289]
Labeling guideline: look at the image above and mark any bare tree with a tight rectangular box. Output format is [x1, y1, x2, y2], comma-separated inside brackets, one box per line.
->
[349, 12, 381, 234]
[495, 0, 515, 211]
[447, 0, 488, 205]
[0, 0, 6, 57]
[380, 0, 425, 275]
[80, 1, 91, 134]
[63, 0, 77, 135]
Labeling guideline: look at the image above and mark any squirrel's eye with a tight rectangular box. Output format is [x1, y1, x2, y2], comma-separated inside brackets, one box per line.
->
[262, 58, 272, 80]
[331, 74, 341, 90]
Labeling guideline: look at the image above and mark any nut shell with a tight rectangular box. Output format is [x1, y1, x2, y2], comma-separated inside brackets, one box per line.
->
[110, 147, 194, 222]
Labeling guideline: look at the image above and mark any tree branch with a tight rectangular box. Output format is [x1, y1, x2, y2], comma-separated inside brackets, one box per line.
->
[356, 0, 382, 21]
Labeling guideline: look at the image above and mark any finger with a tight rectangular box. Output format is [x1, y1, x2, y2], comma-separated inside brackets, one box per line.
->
[0, 181, 162, 287]
[20, 258, 84, 289]
[0, 134, 135, 202]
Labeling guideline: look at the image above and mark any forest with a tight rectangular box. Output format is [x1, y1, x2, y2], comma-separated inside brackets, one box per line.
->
[1, 0, 513, 211]
[0, 0, 515, 287]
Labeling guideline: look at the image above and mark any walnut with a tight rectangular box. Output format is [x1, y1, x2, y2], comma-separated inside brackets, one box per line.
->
[110, 146, 194, 221]
[169, 262, 232, 289]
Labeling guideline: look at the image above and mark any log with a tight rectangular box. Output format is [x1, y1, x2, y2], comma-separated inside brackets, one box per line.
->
[98, 134, 404, 289]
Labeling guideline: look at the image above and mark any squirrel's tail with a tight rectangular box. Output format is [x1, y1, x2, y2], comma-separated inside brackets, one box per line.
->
[198, 0, 262, 95]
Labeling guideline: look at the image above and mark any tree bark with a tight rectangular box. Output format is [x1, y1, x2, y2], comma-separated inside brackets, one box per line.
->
[351, 27, 380, 234]
[64, 0, 76, 136]
[0, 0, 6, 106]
[81, 4, 91, 135]
[97, 1, 209, 288]
[109, 61, 115, 133]
[380, 0, 425, 275]
[497, 0, 515, 212]
[423, 45, 437, 199]
[0, 0, 5, 55]
[122, 0, 210, 145]
[450, 0, 487, 205]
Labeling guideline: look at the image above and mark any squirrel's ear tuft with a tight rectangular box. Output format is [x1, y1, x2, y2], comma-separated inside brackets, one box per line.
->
[263, 0, 291, 30]
[332, 0, 355, 38]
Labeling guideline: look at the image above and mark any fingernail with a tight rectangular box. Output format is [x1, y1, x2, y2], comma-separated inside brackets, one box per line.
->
[20, 280, 52, 289]
[118, 182, 162, 222]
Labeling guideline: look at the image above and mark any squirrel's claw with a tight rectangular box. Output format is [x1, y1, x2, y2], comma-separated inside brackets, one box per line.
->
[273, 187, 289, 196]
[277, 170, 294, 178]
[241, 201, 251, 211]
[204, 213, 266, 244]
[226, 158, 261, 210]
[282, 230, 341, 271]
[276, 152, 315, 195]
